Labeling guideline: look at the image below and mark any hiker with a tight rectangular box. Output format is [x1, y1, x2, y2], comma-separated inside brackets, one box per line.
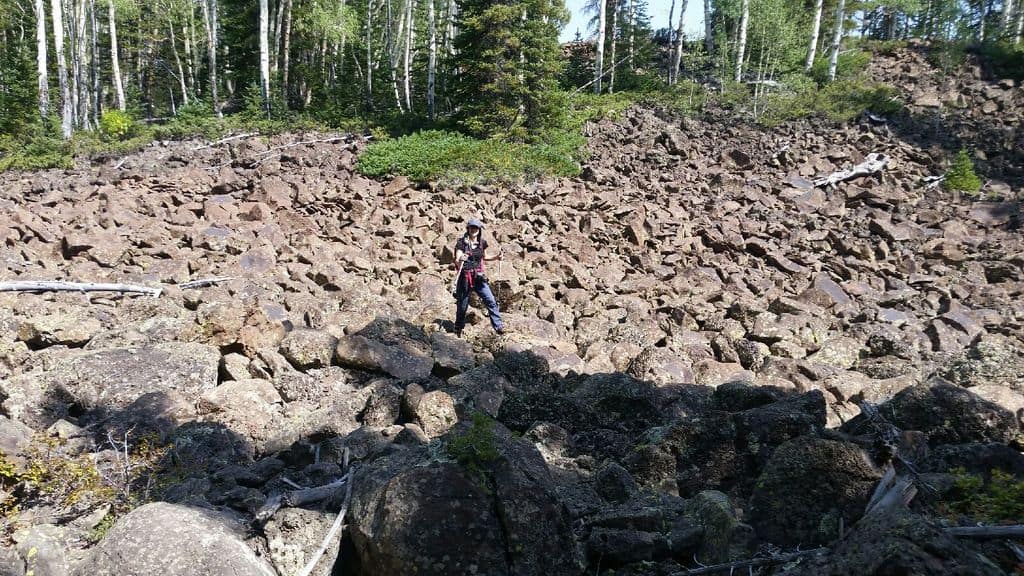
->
[453, 218, 504, 337]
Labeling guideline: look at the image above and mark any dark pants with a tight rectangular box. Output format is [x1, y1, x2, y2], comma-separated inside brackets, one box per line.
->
[455, 276, 503, 332]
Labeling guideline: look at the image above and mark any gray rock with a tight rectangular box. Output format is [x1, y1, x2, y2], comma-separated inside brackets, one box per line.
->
[264, 508, 340, 576]
[411, 390, 457, 438]
[13, 524, 69, 576]
[750, 437, 881, 547]
[335, 335, 432, 380]
[279, 329, 338, 370]
[75, 503, 276, 576]
[593, 462, 638, 503]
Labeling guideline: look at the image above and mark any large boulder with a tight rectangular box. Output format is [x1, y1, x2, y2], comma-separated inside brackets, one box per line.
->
[941, 333, 1024, 391]
[74, 502, 277, 576]
[335, 335, 432, 381]
[780, 509, 1003, 576]
[1, 343, 219, 429]
[348, 424, 578, 576]
[749, 437, 882, 546]
[843, 379, 1020, 446]
[279, 329, 338, 370]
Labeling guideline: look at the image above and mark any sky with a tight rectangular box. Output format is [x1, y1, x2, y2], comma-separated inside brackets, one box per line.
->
[560, 0, 706, 43]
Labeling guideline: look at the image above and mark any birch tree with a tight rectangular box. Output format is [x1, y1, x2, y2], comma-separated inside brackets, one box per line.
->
[1001, 0, 1015, 32]
[594, 0, 606, 93]
[34, 0, 49, 118]
[427, 0, 436, 118]
[199, 0, 220, 116]
[669, 0, 687, 84]
[804, 0, 823, 71]
[733, 0, 748, 82]
[107, 0, 125, 110]
[703, 0, 712, 54]
[259, 0, 270, 113]
[402, 0, 414, 110]
[1016, 1, 1023, 43]
[609, 0, 618, 91]
[827, 0, 846, 82]
[51, 0, 73, 137]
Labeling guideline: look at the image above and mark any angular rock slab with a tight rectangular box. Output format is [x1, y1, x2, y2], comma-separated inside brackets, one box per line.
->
[74, 502, 277, 576]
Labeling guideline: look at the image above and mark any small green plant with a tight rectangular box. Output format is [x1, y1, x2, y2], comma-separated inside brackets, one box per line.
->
[939, 468, 1024, 523]
[446, 413, 500, 481]
[99, 110, 134, 140]
[944, 149, 982, 194]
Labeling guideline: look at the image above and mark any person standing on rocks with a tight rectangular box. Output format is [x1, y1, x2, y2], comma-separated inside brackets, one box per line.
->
[453, 218, 504, 337]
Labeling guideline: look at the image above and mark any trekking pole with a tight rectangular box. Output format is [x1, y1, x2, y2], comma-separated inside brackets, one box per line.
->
[450, 259, 465, 299]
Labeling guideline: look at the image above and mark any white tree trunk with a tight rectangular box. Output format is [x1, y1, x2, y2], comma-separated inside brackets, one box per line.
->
[90, 0, 100, 124]
[200, 0, 221, 116]
[733, 0, 748, 82]
[74, 0, 91, 129]
[35, 0, 50, 119]
[595, 0, 606, 93]
[804, 0, 824, 71]
[670, 0, 687, 84]
[427, 0, 436, 119]
[627, 0, 634, 69]
[366, 0, 374, 110]
[1015, 0, 1023, 43]
[1002, 0, 1015, 32]
[108, 0, 125, 110]
[259, 0, 270, 112]
[281, 0, 292, 102]
[609, 1, 618, 91]
[827, 0, 846, 82]
[52, 0, 73, 138]
[703, 0, 712, 54]
[167, 10, 189, 105]
[403, 0, 414, 111]
[185, 7, 196, 93]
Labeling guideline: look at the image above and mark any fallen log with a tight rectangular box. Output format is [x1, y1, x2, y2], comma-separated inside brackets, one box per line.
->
[0, 280, 162, 297]
[945, 525, 1024, 539]
[814, 153, 890, 187]
[296, 465, 357, 576]
[192, 132, 259, 151]
[670, 547, 828, 575]
[254, 474, 350, 526]
[179, 276, 235, 289]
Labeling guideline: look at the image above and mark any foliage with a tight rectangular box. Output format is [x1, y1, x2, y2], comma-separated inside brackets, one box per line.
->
[357, 129, 579, 184]
[446, 413, 500, 481]
[978, 42, 1024, 81]
[939, 468, 1024, 523]
[1, 433, 172, 537]
[808, 50, 873, 84]
[454, 0, 569, 139]
[755, 75, 902, 126]
[0, 127, 74, 171]
[944, 149, 982, 194]
[99, 110, 136, 140]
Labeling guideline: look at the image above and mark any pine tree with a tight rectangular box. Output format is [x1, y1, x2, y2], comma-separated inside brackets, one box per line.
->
[453, 0, 567, 138]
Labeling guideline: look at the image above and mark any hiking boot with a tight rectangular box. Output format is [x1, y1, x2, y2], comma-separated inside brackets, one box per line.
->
[455, 329, 463, 338]
[495, 328, 504, 335]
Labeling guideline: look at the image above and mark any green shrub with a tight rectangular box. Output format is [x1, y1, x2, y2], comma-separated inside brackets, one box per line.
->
[99, 110, 134, 140]
[357, 129, 579, 184]
[809, 49, 873, 84]
[944, 149, 982, 194]
[939, 468, 1024, 523]
[757, 77, 902, 126]
[978, 41, 1024, 81]
[0, 127, 72, 171]
[446, 413, 500, 481]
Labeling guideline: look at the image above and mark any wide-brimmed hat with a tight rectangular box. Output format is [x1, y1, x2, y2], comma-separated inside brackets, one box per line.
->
[466, 218, 484, 229]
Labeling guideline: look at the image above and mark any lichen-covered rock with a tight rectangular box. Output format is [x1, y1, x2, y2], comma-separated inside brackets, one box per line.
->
[941, 333, 1024, 391]
[779, 509, 1003, 576]
[74, 502, 277, 576]
[749, 437, 882, 547]
[685, 490, 754, 564]
[278, 328, 338, 370]
[348, 425, 578, 576]
[844, 379, 1020, 446]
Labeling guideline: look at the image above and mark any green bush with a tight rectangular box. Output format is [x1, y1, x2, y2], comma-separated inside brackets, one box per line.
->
[446, 413, 500, 481]
[978, 42, 1024, 81]
[944, 149, 982, 194]
[939, 468, 1024, 523]
[0, 127, 72, 171]
[357, 129, 580, 184]
[809, 49, 873, 84]
[757, 77, 902, 126]
[99, 110, 134, 140]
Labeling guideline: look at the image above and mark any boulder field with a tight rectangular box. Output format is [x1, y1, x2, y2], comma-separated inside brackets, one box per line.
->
[0, 44, 1021, 576]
